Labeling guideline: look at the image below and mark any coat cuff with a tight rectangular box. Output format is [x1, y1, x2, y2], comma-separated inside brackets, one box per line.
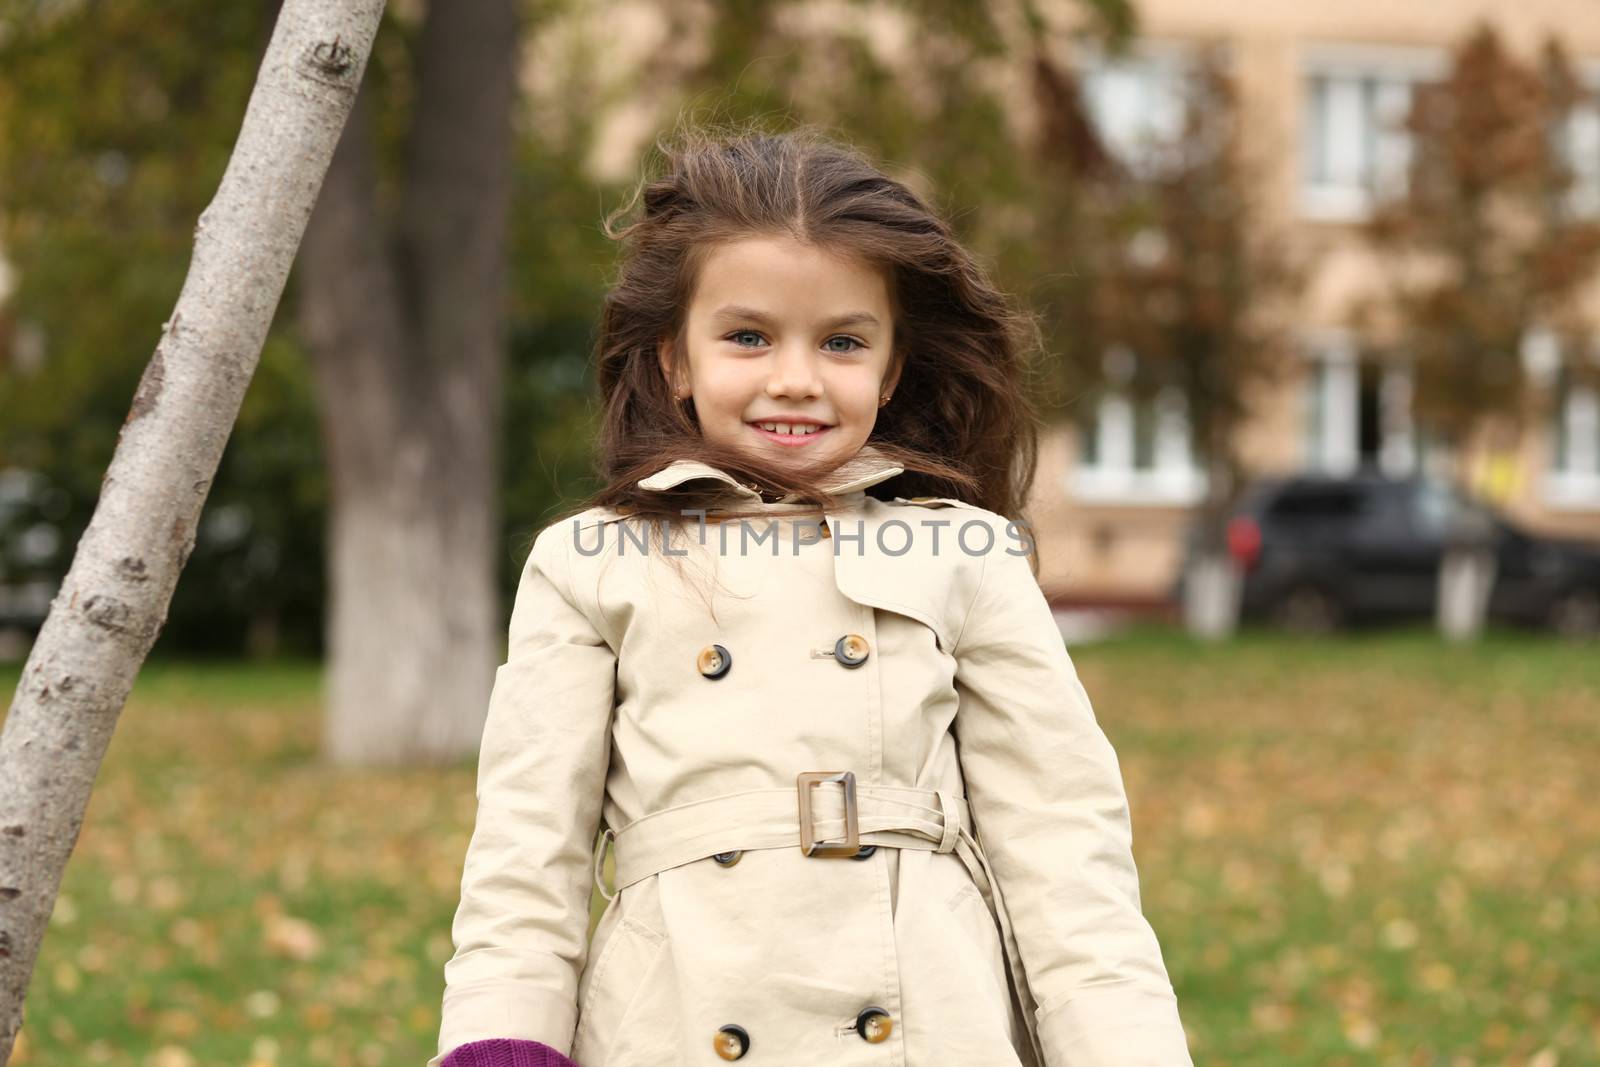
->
[439, 1038, 579, 1067]
[1035, 981, 1194, 1066]
[432, 981, 578, 1067]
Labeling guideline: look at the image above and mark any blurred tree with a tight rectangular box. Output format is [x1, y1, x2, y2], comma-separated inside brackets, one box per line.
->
[0, 0, 610, 680]
[0, 0, 386, 1056]
[670, 0, 1137, 270]
[1024, 34, 1129, 416]
[1361, 22, 1600, 462]
[0, 0, 331, 658]
[1359, 23, 1600, 642]
[1093, 49, 1301, 519]
[500, 132, 622, 562]
[1034, 43, 1307, 636]
[0, 0, 621, 763]
[296, 0, 525, 765]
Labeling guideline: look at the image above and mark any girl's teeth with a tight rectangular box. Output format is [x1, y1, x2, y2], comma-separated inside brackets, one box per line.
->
[759, 422, 820, 435]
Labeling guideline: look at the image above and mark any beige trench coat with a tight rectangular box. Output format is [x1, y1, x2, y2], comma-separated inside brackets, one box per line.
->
[431, 444, 1193, 1066]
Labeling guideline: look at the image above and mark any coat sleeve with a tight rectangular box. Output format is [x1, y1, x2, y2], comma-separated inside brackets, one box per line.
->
[950, 513, 1192, 1067]
[432, 518, 616, 1066]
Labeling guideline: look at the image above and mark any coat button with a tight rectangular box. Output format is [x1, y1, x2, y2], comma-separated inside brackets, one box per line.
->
[712, 850, 742, 866]
[697, 643, 732, 679]
[855, 1006, 893, 1043]
[850, 845, 877, 860]
[714, 1024, 751, 1060]
[834, 633, 870, 668]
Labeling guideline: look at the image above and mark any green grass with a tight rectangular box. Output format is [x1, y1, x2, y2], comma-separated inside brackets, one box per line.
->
[2, 627, 1597, 1065]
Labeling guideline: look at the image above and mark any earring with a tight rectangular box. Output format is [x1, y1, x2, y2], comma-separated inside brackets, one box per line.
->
[879, 393, 891, 407]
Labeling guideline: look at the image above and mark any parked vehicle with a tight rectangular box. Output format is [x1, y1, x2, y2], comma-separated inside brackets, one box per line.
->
[1178, 472, 1600, 636]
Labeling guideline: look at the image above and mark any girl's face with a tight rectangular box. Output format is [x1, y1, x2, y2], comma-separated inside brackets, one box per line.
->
[658, 234, 901, 476]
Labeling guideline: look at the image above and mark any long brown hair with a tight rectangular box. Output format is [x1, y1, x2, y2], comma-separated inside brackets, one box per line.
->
[557, 120, 1044, 544]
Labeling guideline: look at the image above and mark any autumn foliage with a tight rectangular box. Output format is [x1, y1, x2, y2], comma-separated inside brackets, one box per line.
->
[1363, 22, 1600, 449]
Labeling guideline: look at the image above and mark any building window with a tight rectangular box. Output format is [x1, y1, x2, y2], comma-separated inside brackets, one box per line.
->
[1072, 349, 1206, 504]
[1077, 42, 1194, 177]
[1556, 61, 1600, 219]
[1302, 331, 1415, 476]
[1299, 45, 1445, 220]
[1546, 362, 1600, 509]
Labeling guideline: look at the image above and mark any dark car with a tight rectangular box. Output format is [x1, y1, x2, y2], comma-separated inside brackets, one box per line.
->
[1181, 472, 1600, 636]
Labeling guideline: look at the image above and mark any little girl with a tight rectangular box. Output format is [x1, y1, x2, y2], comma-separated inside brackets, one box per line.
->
[431, 126, 1193, 1067]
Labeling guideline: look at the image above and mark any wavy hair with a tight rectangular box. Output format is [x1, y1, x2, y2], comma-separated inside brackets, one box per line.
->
[558, 121, 1044, 568]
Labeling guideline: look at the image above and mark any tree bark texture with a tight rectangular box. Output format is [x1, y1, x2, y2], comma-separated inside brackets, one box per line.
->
[0, 2, 386, 1059]
[296, 0, 517, 767]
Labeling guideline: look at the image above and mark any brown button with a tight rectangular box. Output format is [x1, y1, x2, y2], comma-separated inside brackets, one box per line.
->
[697, 643, 731, 679]
[796, 521, 830, 545]
[712, 850, 742, 867]
[714, 1024, 750, 1060]
[834, 633, 870, 668]
[855, 1006, 892, 1042]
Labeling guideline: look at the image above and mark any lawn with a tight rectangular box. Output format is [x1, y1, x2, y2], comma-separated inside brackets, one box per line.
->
[1, 625, 1596, 1066]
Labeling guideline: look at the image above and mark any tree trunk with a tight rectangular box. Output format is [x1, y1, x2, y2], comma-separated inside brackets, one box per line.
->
[1183, 446, 1244, 640]
[0, 2, 386, 1059]
[1182, 550, 1242, 640]
[1433, 427, 1499, 642]
[1437, 545, 1497, 642]
[296, 0, 517, 766]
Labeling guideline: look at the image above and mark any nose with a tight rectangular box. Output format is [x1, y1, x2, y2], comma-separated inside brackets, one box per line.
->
[765, 340, 823, 400]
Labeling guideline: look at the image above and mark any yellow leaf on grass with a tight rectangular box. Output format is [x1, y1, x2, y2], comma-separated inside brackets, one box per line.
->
[263, 913, 322, 960]
[148, 1047, 196, 1067]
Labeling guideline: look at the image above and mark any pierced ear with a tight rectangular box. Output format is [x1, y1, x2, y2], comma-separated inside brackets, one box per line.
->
[881, 352, 904, 400]
[658, 337, 686, 398]
[659, 342, 691, 404]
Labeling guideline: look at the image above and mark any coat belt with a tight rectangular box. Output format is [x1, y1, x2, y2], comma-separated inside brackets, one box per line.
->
[597, 782, 964, 893]
[589, 780, 1046, 1067]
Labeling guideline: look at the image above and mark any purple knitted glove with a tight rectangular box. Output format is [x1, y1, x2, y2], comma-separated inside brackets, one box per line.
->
[439, 1038, 580, 1067]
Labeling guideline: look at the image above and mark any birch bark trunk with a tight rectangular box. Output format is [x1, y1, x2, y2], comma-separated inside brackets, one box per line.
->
[0, 2, 386, 1059]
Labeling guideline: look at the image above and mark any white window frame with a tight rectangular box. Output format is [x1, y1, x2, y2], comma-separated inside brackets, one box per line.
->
[1074, 38, 1208, 178]
[1556, 58, 1600, 220]
[1070, 351, 1207, 505]
[1543, 339, 1600, 511]
[1298, 43, 1447, 221]
[1301, 329, 1415, 475]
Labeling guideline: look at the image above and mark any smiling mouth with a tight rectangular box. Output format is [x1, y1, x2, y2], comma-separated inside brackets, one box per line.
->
[747, 421, 834, 445]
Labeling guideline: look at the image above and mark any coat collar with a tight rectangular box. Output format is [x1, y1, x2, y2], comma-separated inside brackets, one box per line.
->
[636, 442, 905, 503]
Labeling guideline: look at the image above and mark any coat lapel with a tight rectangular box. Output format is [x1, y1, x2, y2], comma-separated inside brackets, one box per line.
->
[634, 444, 967, 652]
[830, 499, 975, 653]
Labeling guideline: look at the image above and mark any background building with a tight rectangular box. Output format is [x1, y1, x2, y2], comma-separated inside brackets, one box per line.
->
[1030, 0, 1600, 607]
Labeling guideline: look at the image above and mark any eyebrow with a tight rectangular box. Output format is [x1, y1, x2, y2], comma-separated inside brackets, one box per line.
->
[710, 304, 882, 331]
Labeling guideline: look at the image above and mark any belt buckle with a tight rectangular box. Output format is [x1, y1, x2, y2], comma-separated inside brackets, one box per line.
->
[796, 770, 860, 857]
